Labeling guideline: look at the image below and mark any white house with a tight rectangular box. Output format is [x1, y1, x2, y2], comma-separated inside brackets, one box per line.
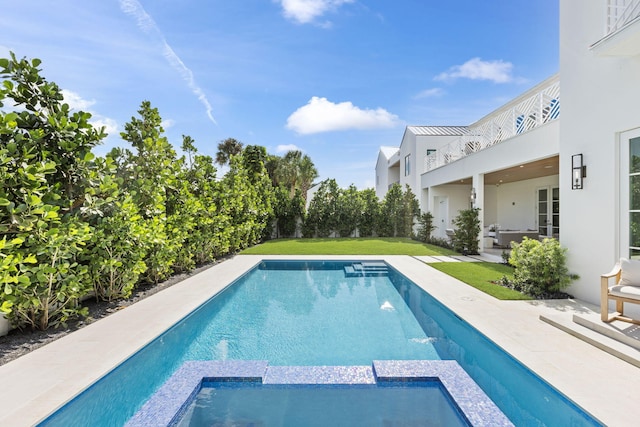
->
[375, 0, 640, 309]
[375, 126, 467, 205]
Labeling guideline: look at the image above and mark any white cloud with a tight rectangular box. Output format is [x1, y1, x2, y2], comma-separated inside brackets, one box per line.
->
[90, 116, 118, 136]
[286, 97, 400, 135]
[161, 119, 175, 130]
[435, 57, 514, 84]
[61, 89, 119, 137]
[120, 0, 217, 124]
[277, 0, 354, 25]
[414, 88, 445, 99]
[61, 89, 96, 111]
[276, 144, 301, 153]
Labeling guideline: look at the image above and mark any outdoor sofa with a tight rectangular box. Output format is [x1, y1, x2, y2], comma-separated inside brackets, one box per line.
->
[494, 230, 539, 248]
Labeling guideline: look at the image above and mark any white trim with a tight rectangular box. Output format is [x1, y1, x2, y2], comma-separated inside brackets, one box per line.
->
[619, 127, 640, 258]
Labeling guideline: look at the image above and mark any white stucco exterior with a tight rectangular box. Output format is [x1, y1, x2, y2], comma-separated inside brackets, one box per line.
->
[375, 1, 640, 310]
[375, 126, 467, 206]
[560, 0, 640, 307]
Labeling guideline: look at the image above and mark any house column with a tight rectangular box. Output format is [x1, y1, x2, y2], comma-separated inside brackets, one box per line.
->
[472, 174, 485, 252]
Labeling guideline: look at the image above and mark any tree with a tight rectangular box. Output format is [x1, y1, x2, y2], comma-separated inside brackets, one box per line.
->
[336, 185, 362, 237]
[0, 53, 104, 329]
[114, 101, 181, 283]
[303, 179, 340, 238]
[417, 211, 436, 242]
[400, 185, 420, 237]
[378, 183, 403, 237]
[215, 137, 243, 166]
[275, 150, 319, 200]
[377, 184, 419, 237]
[452, 207, 481, 255]
[358, 188, 379, 237]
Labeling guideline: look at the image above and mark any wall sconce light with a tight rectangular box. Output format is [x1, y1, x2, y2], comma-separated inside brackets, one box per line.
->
[571, 154, 586, 190]
[470, 187, 477, 206]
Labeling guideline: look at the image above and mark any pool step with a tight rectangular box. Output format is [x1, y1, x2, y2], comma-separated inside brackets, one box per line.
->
[344, 262, 389, 277]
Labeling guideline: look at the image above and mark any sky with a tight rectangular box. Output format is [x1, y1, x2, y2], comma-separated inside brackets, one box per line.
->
[0, 0, 558, 189]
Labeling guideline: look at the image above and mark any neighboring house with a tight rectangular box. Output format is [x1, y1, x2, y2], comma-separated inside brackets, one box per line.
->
[375, 126, 467, 205]
[375, 0, 640, 309]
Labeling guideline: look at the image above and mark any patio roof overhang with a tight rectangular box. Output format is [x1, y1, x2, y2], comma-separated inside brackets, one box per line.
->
[441, 156, 559, 186]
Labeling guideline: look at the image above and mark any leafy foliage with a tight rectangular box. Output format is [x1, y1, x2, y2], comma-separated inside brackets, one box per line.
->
[452, 208, 481, 255]
[0, 53, 103, 329]
[0, 53, 281, 330]
[378, 184, 419, 237]
[215, 137, 243, 166]
[303, 179, 340, 237]
[417, 211, 436, 243]
[358, 188, 379, 237]
[506, 237, 578, 297]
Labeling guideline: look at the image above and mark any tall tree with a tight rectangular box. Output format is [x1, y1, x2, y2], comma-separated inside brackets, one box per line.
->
[0, 53, 104, 329]
[276, 150, 319, 200]
[115, 101, 180, 283]
[215, 137, 243, 166]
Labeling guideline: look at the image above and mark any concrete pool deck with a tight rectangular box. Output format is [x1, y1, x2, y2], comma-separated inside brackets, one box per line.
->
[0, 255, 638, 426]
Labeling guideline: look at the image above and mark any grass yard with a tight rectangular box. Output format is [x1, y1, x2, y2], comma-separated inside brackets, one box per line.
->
[428, 261, 531, 300]
[241, 237, 457, 256]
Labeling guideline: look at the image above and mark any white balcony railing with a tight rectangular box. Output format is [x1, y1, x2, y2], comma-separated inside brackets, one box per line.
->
[607, 0, 640, 34]
[424, 76, 559, 172]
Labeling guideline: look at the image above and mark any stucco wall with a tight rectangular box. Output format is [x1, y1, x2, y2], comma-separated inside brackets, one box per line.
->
[560, 0, 640, 306]
[495, 176, 559, 231]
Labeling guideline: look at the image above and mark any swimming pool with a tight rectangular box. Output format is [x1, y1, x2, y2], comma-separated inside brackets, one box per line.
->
[39, 260, 602, 426]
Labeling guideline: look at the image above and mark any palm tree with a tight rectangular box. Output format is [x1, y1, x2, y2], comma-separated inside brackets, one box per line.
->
[215, 137, 243, 165]
[298, 154, 319, 201]
[275, 150, 319, 201]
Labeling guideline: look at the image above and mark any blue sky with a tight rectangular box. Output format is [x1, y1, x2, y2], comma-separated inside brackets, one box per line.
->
[0, 0, 558, 189]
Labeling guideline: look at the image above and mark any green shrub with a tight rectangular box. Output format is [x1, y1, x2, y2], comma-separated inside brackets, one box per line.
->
[452, 208, 481, 255]
[417, 211, 436, 243]
[507, 237, 578, 297]
[88, 196, 147, 301]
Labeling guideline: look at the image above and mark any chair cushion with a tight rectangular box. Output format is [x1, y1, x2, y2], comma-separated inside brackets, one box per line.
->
[619, 258, 640, 287]
[610, 284, 640, 300]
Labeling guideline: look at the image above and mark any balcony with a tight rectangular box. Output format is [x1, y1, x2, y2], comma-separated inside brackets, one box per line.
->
[424, 75, 559, 172]
[591, 0, 640, 56]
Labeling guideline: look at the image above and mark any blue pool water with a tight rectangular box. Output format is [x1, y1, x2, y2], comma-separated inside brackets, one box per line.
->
[177, 381, 468, 427]
[40, 260, 602, 426]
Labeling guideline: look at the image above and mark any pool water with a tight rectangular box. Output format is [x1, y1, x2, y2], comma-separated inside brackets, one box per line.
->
[40, 260, 602, 426]
[176, 381, 468, 427]
[184, 262, 438, 365]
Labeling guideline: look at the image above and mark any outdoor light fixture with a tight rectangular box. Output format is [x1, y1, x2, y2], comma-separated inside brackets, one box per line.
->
[470, 187, 477, 206]
[572, 154, 586, 190]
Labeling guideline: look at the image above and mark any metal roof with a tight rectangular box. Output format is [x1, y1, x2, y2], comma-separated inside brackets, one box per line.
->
[406, 126, 469, 136]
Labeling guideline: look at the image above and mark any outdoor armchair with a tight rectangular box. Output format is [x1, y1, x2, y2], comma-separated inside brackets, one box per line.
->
[601, 258, 640, 324]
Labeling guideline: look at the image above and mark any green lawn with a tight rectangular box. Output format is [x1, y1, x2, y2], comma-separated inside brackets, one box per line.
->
[428, 262, 531, 300]
[241, 237, 457, 256]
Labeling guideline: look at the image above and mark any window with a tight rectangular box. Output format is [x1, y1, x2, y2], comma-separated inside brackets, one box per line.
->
[621, 128, 640, 259]
[404, 154, 411, 176]
[426, 149, 436, 156]
[629, 136, 640, 258]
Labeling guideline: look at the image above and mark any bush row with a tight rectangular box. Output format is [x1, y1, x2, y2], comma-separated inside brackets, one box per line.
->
[0, 54, 274, 330]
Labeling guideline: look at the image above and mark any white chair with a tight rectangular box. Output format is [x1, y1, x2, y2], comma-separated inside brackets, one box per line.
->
[601, 258, 640, 324]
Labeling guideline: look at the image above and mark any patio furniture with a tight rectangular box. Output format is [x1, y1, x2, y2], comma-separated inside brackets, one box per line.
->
[494, 230, 539, 248]
[601, 258, 640, 324]
[445, 228, 455, 242]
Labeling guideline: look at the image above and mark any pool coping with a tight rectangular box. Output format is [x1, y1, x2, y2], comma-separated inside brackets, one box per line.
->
[124, 360, 512, 427]
[0, 255, 638, 426]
